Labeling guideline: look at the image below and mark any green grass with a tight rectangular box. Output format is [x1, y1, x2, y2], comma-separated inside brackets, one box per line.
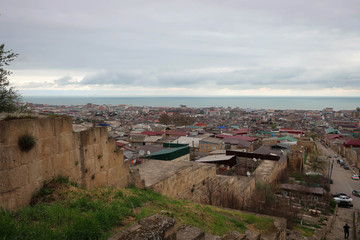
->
[293, 225, 316, 237]
[0, 180, 275, 239]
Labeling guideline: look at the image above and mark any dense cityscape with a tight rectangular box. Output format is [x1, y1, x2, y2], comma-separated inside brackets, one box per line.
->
[2, 0, 360, 239]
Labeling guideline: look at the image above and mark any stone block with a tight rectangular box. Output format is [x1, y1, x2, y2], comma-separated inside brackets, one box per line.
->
[8, 119, 36, 146]
[107, 165, 121, 184]
[36, 118, 55, 139]
[20, 146, 37, 165]
[205, 233, 222, 240]
[37, 137, 57, 160]
[223, 231, 246, 240]
[54, 116, 73, 135]
[83, 153, 95, 176]
[0, 165, 29, 193]
[93, 171, 107, 188]
[80, 128, 95, 147]
[109, 214, 176, 240]
[53, 153, 70, 176]
[95, 151, 107, 173]
[57, 134, 75, 154]
[176, 225, 205, 240]
[0, 146, 22, 170]
[40, 157, 55, 180]
[0, 121, 10, 145]
[111, 175, 130, 188]
[16, 183, 34, 208]
[28, 161, 42, 189]
[83, 176, 94, 189]
[0, 190, 17, 211]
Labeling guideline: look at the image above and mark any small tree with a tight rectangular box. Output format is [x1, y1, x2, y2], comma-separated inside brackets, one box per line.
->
[0, 44, 21, 113]
[308, 155, 327, 173]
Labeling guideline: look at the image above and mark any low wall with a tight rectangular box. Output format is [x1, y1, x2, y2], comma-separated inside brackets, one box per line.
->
[149, 162, 216, 198]
[178, 174, 256, 209]
[0, 116, 130, 210]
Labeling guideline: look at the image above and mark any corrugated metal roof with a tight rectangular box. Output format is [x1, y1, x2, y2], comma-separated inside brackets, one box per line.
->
[146, 146, 190, 161]
[200, 137, 223, 144]
[280, 183, 324, 195]
[196, 154, 235, 162]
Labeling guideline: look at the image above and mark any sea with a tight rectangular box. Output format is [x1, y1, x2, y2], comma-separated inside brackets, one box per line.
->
[22, 96, 360, 111]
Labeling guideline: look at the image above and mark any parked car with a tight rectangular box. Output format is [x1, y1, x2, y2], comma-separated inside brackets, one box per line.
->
[305, 172, 323, 176]
[343, 164, 350, 170]
[340, 161, 345, 166]
[338, 201, 353, 208]
[337, 159, 344, 164]
[352, 175, 359, 180]
[352, 190, 360, 197]
[332, 192, 348, 198]
[333, 195, 352, 203]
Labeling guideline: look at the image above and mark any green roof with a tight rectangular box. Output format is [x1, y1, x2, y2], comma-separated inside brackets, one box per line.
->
[146, 146, 190, 161]
[325, 127, 339, 134]
[163, 143, 188, 148]
[259, 131, 272, 135]
[277, 136, 297, 142]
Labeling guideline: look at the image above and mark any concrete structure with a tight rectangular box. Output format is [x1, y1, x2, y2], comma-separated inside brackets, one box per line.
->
[134, 160, 215, 198]
[0, 116, 130, 210]
[199, 137, 224, 153]
[196, 154, 237, 168]
[145, 146, 190, 162]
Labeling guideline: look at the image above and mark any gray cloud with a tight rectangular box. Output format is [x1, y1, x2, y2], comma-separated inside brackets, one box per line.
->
[1, 0, 360, 95]
[54, 76, 74, 86]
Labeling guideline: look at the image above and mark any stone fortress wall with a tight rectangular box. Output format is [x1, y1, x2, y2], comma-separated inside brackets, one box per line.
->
[0, 116, 130, 210]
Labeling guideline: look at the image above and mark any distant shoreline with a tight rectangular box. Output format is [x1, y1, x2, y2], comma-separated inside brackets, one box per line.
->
[22, 96, 360, 111]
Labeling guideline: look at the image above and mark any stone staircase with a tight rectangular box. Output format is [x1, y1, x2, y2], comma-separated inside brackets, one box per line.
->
[108, 214, 262, 240]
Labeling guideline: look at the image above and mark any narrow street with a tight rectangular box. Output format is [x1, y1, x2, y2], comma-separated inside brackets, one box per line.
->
[316, 141, 360, 239]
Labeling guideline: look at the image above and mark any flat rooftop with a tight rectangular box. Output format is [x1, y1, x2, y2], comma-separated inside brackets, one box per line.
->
[134, 160, 212, 187]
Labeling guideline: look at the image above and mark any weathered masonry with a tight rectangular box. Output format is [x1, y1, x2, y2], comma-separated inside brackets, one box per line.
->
[0, 116, 130, 210]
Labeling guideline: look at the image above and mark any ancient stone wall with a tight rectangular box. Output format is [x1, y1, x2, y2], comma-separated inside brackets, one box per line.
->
[0, 116, 130, 210]
[287, 152, 302, 171]
[149, 163, 216, 198]
[345, 148, 359, 167]
[178, 174, 256, 209]
[254, 159, 287, 185]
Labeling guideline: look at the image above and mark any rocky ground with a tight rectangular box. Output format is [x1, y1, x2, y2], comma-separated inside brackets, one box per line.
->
[326, 208, 359, 240]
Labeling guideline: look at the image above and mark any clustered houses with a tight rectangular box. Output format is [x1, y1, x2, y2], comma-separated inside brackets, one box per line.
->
[321, 107, 360, 169]
[26, 102, 360, 209]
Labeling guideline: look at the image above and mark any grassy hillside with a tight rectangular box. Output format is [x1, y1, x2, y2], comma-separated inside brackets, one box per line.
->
[0, 176, 275, 239]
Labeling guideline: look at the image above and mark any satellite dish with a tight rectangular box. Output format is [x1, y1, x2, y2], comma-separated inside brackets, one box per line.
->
[139, 150, 145, 156]
[147, 151, 151, 155]
[124, 151, 133, 159]
[246, 171, 251, 177]
[253, 158, 257, 162]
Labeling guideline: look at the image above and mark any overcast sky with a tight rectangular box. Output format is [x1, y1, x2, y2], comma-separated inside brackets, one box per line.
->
[1, 0, 360, 96]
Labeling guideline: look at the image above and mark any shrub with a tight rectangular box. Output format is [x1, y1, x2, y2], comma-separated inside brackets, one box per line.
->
[18, 133, 36, 152]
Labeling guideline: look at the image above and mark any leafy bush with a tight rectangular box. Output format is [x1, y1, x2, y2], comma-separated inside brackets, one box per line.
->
[18, 133, 36, 152]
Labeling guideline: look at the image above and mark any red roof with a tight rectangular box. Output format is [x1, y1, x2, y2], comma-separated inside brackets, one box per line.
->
[116, 142, 125, 147]
[216, 134, 235, 139]
[216, 134, 258, 142]
[327, 134, 343, 140]
[195, 123, 207, 126]
[166, 130, 188, 136]
[344, 139, 360, 148]
[279, 128, 293, 132]
[232, 129, 250, 135]
[140, 131, 163, 136]
[287, 130, 305, 134]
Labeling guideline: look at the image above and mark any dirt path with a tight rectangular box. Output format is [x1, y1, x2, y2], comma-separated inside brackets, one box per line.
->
[326, 208, 358, 240]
